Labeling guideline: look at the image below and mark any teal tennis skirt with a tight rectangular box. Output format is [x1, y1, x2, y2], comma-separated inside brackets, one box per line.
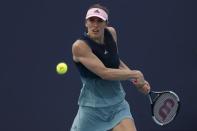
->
[70, 100, 133, 131]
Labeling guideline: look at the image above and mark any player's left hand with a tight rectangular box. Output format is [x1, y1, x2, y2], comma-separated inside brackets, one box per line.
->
[138, 81, 151, 94]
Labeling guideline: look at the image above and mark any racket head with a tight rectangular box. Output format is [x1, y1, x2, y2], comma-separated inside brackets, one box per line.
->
[148, 91, 180, 126]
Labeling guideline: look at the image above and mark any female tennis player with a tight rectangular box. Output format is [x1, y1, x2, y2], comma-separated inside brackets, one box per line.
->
[70, 4, 151, 131]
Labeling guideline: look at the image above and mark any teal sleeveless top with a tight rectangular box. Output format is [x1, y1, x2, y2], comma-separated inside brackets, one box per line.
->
[74, 28, 125, 107]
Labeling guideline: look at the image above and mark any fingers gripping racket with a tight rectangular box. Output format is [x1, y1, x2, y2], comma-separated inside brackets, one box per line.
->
[148, 90, 180, 126]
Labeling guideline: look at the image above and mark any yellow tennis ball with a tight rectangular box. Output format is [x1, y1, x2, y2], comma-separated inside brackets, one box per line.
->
[56, 62, 68, 75]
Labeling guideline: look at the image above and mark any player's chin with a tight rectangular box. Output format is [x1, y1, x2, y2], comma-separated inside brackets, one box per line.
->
[92, 34, 101, 39]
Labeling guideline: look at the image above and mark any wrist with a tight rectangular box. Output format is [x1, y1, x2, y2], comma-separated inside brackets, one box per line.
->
[134, 79, 146, 88]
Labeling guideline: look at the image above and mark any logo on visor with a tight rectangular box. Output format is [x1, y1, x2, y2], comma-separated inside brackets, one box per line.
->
[94, 9, 100, 13]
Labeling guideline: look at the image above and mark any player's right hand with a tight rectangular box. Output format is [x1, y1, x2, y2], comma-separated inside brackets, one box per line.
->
[131, 70, 145, 86]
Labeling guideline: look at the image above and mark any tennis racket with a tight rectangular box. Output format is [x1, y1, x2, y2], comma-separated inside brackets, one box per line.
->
[148, 90, 180, 126]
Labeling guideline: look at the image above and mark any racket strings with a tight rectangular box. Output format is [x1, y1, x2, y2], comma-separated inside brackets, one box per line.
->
[153, 93, 179, 124]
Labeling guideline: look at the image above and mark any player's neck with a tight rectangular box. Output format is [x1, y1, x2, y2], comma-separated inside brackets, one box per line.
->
[88, 34, 104, 44]
[94, 36, 104, 44]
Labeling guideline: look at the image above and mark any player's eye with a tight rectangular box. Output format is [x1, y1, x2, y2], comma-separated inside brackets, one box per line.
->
[97, 18, 104, 23]
[89, 17, 104, 23]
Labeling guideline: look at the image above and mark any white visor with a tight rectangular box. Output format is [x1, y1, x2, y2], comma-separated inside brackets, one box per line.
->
[85, 8, 108, 21]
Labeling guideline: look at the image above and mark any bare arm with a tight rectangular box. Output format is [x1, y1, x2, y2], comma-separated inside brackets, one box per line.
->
[107, 26, 151, 93]
[72, 40, 142, 81]
[119, 59, 130, 70]
[107, 27, 147, 85]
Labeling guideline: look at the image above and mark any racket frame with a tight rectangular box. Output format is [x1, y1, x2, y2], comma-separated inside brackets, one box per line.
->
[148, 91, 180, 126]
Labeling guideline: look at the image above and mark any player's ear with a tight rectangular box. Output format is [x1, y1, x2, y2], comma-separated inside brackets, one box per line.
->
[84, 20, 88, 32]
[85, 20, 88, 28]
[106, 20, 109, 25]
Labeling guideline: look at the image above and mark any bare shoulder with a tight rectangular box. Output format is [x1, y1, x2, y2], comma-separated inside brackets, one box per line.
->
[106, 26, 116, 34]
[106, 26, 117, 42]
[72, 40, 91, 54]
[72, 40, 91, 61]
